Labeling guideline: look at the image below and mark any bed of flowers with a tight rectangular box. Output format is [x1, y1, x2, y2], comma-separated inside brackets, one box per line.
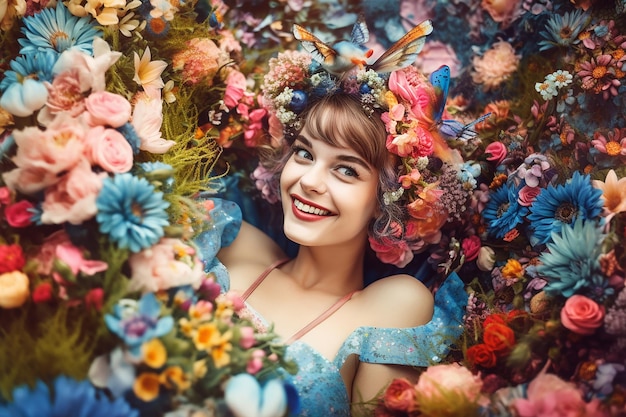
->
[2, 0, 626, 416]
[0, 0, 300, 416]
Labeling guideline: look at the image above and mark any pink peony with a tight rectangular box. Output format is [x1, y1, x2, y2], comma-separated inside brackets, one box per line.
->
[38, 69, 86, 126]
[472, 41, 520, 91]
[417, 41, 462, 77]
[128, 238, 205, 293]
[512, 372, 606, 417]
[369, 236, 414, 268]
[171, 37, 230, 85]
[560, 295, 605, 335]
[85, 126, 134, 173]
[415, 363, 485, 417]
[3, 113, 88, 194]
[54, 241, 109, 277]
[84, 91, 132, 128]
[4, 200, 34, 227]
[40, 159, 106, 225]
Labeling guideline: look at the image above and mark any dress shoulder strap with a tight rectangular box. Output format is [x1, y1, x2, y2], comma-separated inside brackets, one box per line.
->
[241, 258, 290, 301]
[286, 290, 358, 344]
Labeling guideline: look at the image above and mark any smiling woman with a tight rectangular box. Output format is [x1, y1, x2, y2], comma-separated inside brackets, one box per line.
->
[214, 59, 467, 414]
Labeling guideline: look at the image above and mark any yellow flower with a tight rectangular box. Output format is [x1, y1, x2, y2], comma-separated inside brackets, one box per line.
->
[211, 331, 233, 368]
[133, 46, 167, 89]
[593, 169, 626, 214]
[193, 322, 220, 350]
[0, 271, 30, 309]
[160, 365, 190, 392]
[193, 359, 208, 379]
[501, 258, 524, 280]
[133, 372, 161, 402]
[142, 338, 167, 368]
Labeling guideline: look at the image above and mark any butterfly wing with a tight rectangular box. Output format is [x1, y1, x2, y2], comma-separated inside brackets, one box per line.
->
[350, 15, 369, 45]
[429, 65, 450, 125]
[441, 113, 492, 141]
[368, 20, 433, 74]
[293, 24, 337, 67]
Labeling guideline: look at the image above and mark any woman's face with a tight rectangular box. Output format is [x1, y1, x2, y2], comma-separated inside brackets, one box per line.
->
[280, 125, 379, 249]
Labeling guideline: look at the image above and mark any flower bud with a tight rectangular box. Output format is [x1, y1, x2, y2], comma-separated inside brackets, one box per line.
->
[476, 246, 496, 271]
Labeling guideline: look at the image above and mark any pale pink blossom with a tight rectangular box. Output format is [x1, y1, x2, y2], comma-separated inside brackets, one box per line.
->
[85, 91, 132, 128]
[35, 231, 73, 275]
[485, 141, 507, 165]
[512, 371, 606, 416]
[481, 0, 523, 26]
[85, 126, 134, 173]
[52, 37, 121, 93]
[517, 185, 541, 206]
[239, 326, 256, 349]
[127, 238, 205, 293]
[417, 41, 462, 77]
[223, 70, 247, 109]
[593, 169, 626, 214]
[38, 69, 86, 125]
[3, 113, 88, 194]
[172, 38, 230, 85]
[54, 240, 109, 276]
[415, 363, 486, 412]
[41, 159, 106, 225]
[246, 349, 265, 374]
[131, 89, 175, 154]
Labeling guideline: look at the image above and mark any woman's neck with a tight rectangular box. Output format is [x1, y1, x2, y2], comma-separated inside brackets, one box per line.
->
[283, 244, 366, 295]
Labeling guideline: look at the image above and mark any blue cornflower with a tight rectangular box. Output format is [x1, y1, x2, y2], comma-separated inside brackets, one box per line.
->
[528, 171, 603, 246]
[18, 1, 102, 55]
[96, 173, 170, 253]
[538, 10, 590, 51]
[538, 218, 605, 299]
[0, 51, 57, 117]
[482, 183, 529, 239]
[0, 375, 138, 417]
[116, 123, 141, 154]
[104, 293, 174, 356]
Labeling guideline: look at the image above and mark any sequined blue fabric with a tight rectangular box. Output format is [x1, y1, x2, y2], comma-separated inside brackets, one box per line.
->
[195, 198, 468, 416]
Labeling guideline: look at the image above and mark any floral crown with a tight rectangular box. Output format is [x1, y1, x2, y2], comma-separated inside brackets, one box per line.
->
[258, 30, 485, 268]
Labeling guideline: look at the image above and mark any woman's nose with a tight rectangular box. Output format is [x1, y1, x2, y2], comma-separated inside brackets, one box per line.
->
[299, 164, 327, 194]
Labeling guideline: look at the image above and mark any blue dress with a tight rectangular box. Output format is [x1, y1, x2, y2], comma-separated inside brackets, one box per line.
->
[196, 198, 468, 416]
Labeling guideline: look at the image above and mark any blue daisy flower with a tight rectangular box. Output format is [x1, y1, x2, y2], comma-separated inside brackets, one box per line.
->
[18, 1, 102, 55]
[0, 375, 138, 417]
[528, 171, 603, 246]
[0, 50, 57, 92]
[538, 10, 590, 51]
[96, 173, 170, 253]
[482, 183, 529, 239]
[538, 218, 605, 299]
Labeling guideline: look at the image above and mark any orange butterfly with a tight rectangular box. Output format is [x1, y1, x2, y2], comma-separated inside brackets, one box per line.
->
[292, 18, 433, 76]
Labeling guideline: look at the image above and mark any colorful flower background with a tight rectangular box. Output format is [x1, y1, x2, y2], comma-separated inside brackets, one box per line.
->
[1, 0, 626, 416]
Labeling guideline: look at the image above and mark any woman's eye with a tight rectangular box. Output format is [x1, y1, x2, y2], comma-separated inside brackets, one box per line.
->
[294, 147, 313, 160]
[337, 165, 359, 178]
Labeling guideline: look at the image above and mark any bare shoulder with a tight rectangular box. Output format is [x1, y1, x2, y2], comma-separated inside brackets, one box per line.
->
[217, 221, 286, 267]
[356, 274, 434, 328]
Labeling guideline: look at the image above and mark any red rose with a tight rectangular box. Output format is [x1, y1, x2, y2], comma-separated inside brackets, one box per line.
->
[0, 244, 26, 274]
[5, 200, 35, 228]
[32, 282, 53, 303]
[483, 323, 516, 355]
[466, 344, 497, 368]
[461, 235, 481, 261]
[483, 313, 507, 328]
[383, 378, 417, 412]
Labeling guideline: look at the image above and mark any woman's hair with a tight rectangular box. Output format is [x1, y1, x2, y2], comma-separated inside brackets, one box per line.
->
[260, 92, 406, 243]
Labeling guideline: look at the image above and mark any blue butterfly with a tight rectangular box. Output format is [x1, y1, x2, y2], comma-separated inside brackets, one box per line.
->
[429, 65, 491, 142]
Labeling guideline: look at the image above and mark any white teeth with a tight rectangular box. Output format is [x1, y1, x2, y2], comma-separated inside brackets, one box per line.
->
[294, 199, 330, 216]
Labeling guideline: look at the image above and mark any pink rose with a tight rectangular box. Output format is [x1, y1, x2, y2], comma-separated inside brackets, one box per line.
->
[85, 91, 132, 128]
[223, 70, 247, 109]
[518, 185, 541, 206]
[369, 237, 414, 268]
[85, 126, 133, 173]
[239, 326, 256, 349]
[34, 231, 73, 275]
[0, 271, 30, 308]
[560, 295, 605, 335]
[485, 141, 507, 165]
[512, 372, 606, 417]
[383, 378, 416, 412]
[462, 235, 481, 261]
[4, 200, 34, 227]
[246, 349, 265, 375]
[41, 159, 106, 225]
[128, 238, 205, 293]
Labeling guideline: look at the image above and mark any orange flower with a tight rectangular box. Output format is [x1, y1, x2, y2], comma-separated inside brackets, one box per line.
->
[501, 259, 524, 280]
[142, 338, 167, 369]
[134, 372, 161, 402]
[483, 323, 515, 356]
[466, 344, 497, 368]
[193, 323, 220, 350]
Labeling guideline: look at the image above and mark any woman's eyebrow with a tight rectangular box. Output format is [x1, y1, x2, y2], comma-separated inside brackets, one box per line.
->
[296, 134, 372, 172]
